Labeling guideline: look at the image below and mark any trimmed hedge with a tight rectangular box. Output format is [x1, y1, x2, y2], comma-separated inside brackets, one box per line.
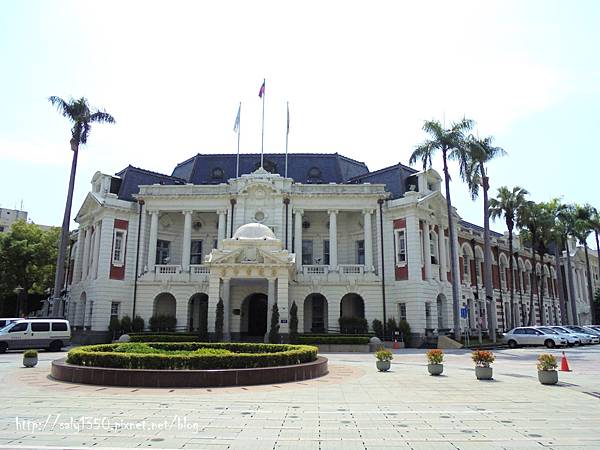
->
[66, 342, 318, 370]
[129, 333, 207, 343]
[298, 335, 370, 345]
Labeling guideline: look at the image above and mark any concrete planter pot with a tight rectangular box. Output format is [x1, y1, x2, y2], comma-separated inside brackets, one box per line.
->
[427, 363, 443, 376]
[475, 366, 493, 380]
[538, 370, 558, 385]
[376, 360, 391, 372]
[23, 356, 38, 368]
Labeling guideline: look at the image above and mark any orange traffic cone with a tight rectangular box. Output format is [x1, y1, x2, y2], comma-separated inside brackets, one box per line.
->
[560, 351, 571, 372]
[393, 336, 400, 349]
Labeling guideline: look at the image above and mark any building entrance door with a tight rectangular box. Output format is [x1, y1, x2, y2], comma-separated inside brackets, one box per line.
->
[246, 293, 268, 337]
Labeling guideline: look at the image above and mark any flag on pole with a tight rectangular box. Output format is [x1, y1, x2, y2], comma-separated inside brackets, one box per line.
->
[258, 80, 265, 98]
[233, 104, 241, 133]
[286, 102, 290, 135]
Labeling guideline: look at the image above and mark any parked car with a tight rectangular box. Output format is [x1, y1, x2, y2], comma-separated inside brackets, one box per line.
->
[562, 326, 600, 344]
[503, 327, 568, 349]
[0, 318, 21, 329]
[580, 326, 600, 337]
[535, 327, 580, 347]
[0, 319, 71, 352]
[548, 326, 594, 345]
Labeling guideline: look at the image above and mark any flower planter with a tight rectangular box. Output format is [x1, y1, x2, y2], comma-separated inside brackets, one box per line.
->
[538, 370, 558, 385]
[427, 363, 443, 376]
[23, 356, 38, 368]
[376, 360, 391, 372]
[475, 366, 493, 380]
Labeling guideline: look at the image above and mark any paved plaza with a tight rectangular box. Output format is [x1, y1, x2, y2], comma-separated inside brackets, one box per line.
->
[1, 347, 600, 449]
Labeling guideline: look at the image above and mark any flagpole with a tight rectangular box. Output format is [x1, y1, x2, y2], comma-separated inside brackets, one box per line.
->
[260, 78, 265, 168]
[285, 101, 289, 178]
[236, 102, 241, 178]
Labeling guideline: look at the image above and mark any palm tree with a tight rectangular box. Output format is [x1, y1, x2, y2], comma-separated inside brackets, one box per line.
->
[489, 186, 529, 328]
[49, 97, 115, 312]
[589, 207, 600, 286]
[573, 204, 596, 321]
[462, 135, 506, 340]
[557, 203, 579, 324]
[409, 117, 474, 339]
[546, 199, 569, 324]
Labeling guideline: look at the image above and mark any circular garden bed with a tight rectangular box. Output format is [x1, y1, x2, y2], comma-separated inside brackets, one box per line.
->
[51, 342, 327, 388]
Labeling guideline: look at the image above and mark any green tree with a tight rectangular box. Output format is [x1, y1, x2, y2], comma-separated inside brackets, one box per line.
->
[545, 199, 570, 324]
[489, 186, 529, 327]
[557, 203, 579, 324]
[214, 299, 224, 341]
[268, 303, 280, 344]
[48, 96, 115, 307]
[573, 204, 596, 320]
[462, 135, 506, 340]
[410, 117, 474, 339]
[289, 301, 298, 343]
[589, 208, 600, 287]
[0, 221, 60, 316]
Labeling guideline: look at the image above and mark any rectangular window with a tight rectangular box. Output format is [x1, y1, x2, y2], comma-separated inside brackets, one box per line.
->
[302, 240, 313, 265]
[112, 230, 126, 266]
[395, 230, 406, 265]
[500, 267, 506, 289]
[110, 302, 120, 319]
[52, 322, 68, 332]
[463, 255, 470, 280]
[31, 322, 50, 332]
[430, 233, 438, 265]
[420, 231, 424, 267]
[87, 301, 94, 329]
[357, 240, 365, 265]
[156, 240, 170, 264]
[190, 240, 203, 265]
[398, 303, 407, 322]
[323, 240, 330, 265]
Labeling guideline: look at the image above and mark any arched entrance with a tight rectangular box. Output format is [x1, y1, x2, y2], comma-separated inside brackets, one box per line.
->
[303, 293, 328, 333]
[78, 292, 87, 329]
[153, 292, 176, 317]
[242, 293, 268, 337]
[188, 293, 208, 334]
[436, 293, 447, 330]
[340, 293, 365, 318]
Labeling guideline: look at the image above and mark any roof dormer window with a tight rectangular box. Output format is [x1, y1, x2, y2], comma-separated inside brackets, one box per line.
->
[211, 167, 224, 180]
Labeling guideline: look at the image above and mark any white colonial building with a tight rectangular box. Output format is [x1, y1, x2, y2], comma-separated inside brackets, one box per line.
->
[60, 153, 597, 342]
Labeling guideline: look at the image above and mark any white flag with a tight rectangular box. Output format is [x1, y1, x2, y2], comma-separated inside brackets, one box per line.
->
[233, 104, 241, 133]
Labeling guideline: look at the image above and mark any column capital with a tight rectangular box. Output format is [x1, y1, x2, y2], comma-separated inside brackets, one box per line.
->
[328, 209, 338, 215]
[148, 209, 160, 215]
[294, 209, 304, 215]
[362, 209, 374, 215]
[217, 209, 228, 215]
[181, 210, 193, 216]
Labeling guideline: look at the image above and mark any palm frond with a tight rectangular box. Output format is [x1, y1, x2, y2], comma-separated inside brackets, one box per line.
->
[90, 111, 116, 124]
[48, 96, 73, 119]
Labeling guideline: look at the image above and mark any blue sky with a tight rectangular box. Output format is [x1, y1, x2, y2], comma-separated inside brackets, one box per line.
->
[0, 1, 598, 245]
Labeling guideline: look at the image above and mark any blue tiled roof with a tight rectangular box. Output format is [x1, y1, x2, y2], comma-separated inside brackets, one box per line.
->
[172, 153, 369, 184]
[115, 166, 185, 201]
[347, 163, 418, 199]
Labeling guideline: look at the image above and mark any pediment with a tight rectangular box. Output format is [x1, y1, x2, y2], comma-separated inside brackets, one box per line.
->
[74, 192, 103, 222]
[207, 247, 292, 266]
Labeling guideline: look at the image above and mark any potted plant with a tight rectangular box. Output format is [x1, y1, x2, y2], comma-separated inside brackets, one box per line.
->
[375, 347, 393, 372]
[23, 350, 38, 368]
[426, 349, 444, 375]
[537, 354, 558, 385]
[472, 350, 494, 380]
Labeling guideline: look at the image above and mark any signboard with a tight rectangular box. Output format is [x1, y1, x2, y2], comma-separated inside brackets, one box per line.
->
[280, 319, 288, 324]
[460, 307, 468, 319]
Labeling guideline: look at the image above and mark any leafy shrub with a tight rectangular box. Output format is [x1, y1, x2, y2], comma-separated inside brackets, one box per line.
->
[472, 350, 495, 367]
[298, 335, 369, 345]
[149, 315, 176, 332]
[289, 301, 299, 344]
[375, 348, 393, 362]
[386, 318, 398, 340]
[120, 316, 133, 334]
[23, 350, 38, 358]
[114, 343, 160, 354]
[372, 319, 384, 339]
[269, 304, 280, 343]
[537, 353, 558, 371]
[108, 317, 121, 338]
[426, 349, 444, 365]
[339, 317, 368, 334]
[398, 319, 412, 347]
[214, 299, 224, 341]
[129, 333, 207, 343]
[66, 342, 318, 370]
[132, 316, 145, 332]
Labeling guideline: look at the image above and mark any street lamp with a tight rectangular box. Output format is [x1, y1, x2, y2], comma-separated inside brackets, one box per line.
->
[13, 285, 24, 317]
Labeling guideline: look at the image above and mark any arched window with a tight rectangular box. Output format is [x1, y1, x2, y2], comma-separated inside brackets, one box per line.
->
[211, 167, 224, 180]
[307, 166, 322, 183]
[430, 231, 438, 265]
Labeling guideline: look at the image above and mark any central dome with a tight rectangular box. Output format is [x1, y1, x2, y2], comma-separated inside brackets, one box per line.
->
[233, 223, 276, 240]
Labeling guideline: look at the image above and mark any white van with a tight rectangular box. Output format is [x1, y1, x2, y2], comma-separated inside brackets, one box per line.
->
[0, 318, 21, 329]
[0, 319, 71, 352]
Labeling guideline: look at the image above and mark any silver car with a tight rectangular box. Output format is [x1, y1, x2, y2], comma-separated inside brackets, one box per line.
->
[536, 327, 579, 347]
[503, 327, 568, 349]
[563, 326, 600, 344]
[548, 326, 594, 345]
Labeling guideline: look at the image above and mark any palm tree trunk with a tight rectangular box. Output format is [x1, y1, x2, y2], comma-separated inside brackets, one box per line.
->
[595, 230, 600, 288]
[583, 245, 594, 322]
[481, 173, 496, 342]
[52, 140, 79, 314]
[442, 148, 461, 339]
[554, 243, 567, 324]
[529, 250, 537, 325]
[537, 250, 546, 326]
[508, 227, 516, 328]
[565, 238, 578, 325]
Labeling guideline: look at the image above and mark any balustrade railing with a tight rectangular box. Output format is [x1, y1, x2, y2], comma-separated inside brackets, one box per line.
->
[339, 264, 364, 275]
[155, 264, 180, 274]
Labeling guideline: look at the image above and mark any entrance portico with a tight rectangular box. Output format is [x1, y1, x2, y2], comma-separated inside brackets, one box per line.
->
[206, 223, 295, 341]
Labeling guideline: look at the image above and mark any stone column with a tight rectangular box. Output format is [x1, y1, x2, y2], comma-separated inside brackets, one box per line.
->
[438, 225, 448, 282]
[363, 209, 373, 271]
[182, 211, 192, 271]
[277, 275, 289, 334]
[138, 207, 147, 274]
[147, 210, 159, 272]
[294, 209, 303, 270]
[217, 209, 227, 248]
[91, 221, 101, 279]
[82, 225, 92, 279]
[73, 227, 86, 282]
[222, 278, 231, 341]
[406, 213, 421, 281]
[207, 273, 220, 334]
[328, 210, 338, 269]
[423, 221, 432, 280]
[265, 278, 276, 343]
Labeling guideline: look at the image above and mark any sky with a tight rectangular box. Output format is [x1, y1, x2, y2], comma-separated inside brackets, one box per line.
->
[0, 0, 598, 245]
